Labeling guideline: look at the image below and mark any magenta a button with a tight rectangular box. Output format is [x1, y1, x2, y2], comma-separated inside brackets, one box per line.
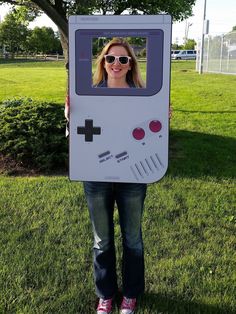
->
[132, 128, 145, 140]
[149, 120, 162, 132]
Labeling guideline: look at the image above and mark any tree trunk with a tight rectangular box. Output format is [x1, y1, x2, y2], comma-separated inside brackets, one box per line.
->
[58, 28, 69, 93]
[58, 29, 68, 66]
[31, 0, 69, 80]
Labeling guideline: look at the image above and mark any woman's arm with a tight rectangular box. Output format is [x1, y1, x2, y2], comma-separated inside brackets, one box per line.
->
[65, 95, 70, 121]
[65, 95, 70, 137]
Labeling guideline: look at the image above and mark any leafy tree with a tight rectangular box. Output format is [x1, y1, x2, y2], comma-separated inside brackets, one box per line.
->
[171, 43, 183, 50]
[92, 37, 107, 57]
[126, 37, 146, 46]
[0, 10, 29, 56]
[232, 25, 236, 31]
[0, 0, 197, 65]
[183, 38, 196, 50]
[11, 5, 39, 25]
[27, 26, 62, 54]
[53, 31, 63, 54]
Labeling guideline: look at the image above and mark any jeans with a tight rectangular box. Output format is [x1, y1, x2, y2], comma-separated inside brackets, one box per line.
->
[83, 182, 147, 299]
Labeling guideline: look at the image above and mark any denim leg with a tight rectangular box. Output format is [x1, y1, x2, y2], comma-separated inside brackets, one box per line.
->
[83, 182, 117, 299]
[115, 183, 147, 298]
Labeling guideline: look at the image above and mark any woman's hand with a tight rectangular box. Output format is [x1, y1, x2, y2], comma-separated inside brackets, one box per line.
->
[65, 95, 70, 121]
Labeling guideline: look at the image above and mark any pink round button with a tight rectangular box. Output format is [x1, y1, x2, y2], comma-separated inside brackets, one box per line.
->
[149, 120, 162, 133]
[132, 128, 145, 140]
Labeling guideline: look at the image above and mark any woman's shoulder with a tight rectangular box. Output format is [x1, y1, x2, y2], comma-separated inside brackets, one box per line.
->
[128, 80, 136, 88]
[93, 80, 136, 88]
[93, 80, 107, 88]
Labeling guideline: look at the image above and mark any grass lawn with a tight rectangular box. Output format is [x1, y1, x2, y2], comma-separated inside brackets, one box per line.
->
[0, 60, 235, 313]
[0, 60, 67, 103]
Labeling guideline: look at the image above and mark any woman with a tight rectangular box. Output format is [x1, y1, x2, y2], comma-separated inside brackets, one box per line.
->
[66, 38, 147, 314]
[93, 37, 145, 89]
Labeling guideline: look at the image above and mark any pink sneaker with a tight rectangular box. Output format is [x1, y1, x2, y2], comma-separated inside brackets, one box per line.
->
[97, 298, 113, 314]
[120, 297, 136, 314]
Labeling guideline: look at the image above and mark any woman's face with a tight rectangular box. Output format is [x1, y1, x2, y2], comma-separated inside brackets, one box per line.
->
[104, 45, 131, 81]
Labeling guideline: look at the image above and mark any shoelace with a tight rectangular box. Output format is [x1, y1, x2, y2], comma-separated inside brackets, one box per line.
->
[97, 299, 112, 311]
[121, 297, 136, 309]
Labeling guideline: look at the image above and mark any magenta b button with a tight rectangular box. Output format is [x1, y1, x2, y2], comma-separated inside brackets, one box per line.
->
[149, 120, 162, 133]
[132, 128, 145, 140]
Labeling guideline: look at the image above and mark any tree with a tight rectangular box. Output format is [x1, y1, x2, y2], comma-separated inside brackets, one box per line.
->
[27, 26, 62, 54]
[232, 25, 236, 31]
[183, 38, 196, 50]
[126, 37, 146, 46]
[0, 10, 29, 56]
[11, 5, 39, 25]
[0, 0, 197, 64]
[171, 43, 183, 50]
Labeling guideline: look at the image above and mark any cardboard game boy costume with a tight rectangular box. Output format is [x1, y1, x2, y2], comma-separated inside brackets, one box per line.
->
[69, 15, 172, 183]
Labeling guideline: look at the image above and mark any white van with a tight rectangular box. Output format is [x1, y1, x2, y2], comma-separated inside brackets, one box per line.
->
[171, 50, 180, 55]
[172, 50, 197, 60]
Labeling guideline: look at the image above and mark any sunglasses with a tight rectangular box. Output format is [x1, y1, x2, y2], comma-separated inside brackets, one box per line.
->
[104, 55, 131, 65]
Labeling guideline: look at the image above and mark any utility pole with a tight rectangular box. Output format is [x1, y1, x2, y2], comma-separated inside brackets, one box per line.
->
[199, 0, 207, 74]
[184, 20, 193, 45]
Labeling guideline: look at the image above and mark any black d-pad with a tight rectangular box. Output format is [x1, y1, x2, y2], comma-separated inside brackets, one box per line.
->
[77, 119, 101, 142]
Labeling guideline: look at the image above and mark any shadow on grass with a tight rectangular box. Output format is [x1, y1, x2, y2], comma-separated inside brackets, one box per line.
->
[139, 292, 235, 314]
[0, 58, 60, 64]
[168, 130, 236, 179]
[1, 129, 235, 179]
[174, 109, 236, 114]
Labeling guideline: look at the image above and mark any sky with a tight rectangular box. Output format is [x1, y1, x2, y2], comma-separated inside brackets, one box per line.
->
[0, 0, 235, 44]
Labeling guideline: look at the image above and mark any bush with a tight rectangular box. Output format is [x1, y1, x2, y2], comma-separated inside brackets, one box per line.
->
[0, 98, 68, 172]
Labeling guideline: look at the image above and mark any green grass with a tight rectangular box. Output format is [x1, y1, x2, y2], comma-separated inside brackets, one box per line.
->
[0, 60, 67, 103]
[0, 60, 236, 313]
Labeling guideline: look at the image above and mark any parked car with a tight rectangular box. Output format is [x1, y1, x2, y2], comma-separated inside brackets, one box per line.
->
[171, 50, 180, 55]
[172, 50, 197, 60]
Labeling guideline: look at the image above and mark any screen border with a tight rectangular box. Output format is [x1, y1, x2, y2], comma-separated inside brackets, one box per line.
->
[75, 29, 164, 96]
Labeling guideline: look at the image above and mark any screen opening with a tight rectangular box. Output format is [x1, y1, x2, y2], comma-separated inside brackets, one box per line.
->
[92, 37, 147, 89]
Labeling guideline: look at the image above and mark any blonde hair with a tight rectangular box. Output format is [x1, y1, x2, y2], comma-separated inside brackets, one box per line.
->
[93, 38, 145, 88]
